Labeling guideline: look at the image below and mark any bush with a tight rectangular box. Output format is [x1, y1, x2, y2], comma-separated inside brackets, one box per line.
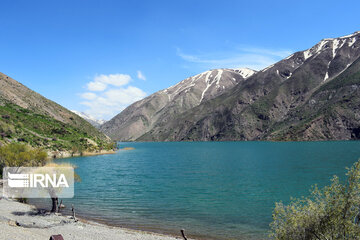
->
[0, 143, 48, 174]
[270, 160, 360, 240]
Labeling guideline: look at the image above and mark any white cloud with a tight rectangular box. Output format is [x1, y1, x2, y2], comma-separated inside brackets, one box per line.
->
[87, 73, 132, 91]
[176, 47, 293, 71]
[94, 74, 131, 87]
[104, 87, 147, 103]
[80, 92, 97, 100]
[137, 70, 146, 80]
[79, 73, 147, 120]
[87, 81, 107, 91]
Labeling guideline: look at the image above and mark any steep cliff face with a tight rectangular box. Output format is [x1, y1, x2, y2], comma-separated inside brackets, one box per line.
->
[136, 32, 360, 141]
[100, 68, 256, 141]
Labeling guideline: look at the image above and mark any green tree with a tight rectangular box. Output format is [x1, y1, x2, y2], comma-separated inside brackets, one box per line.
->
[0, 144, 80, 213]
[270, 160, 360, 240]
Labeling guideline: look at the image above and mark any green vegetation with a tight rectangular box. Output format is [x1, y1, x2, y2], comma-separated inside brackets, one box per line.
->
[0, 143, 82, 211]
[0, 99, 115, 153]
[270, 160, 360, 240]
[0, 143, 48, 177]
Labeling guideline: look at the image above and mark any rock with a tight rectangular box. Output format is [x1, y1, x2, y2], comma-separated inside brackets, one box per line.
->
[8, 220, 20, 227]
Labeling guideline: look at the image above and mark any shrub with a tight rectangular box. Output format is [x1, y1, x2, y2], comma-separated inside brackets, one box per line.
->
[0, 143, 48, 173]
[270, 160, 360, 240]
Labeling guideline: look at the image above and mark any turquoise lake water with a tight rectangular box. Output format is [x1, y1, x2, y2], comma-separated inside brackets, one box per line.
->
[36, 141, 360, 239]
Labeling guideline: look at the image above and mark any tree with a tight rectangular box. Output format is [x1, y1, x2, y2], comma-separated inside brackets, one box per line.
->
[0, 143, 80, 213]
[42, 162, 80, 213]
[270, 160, 360, 240]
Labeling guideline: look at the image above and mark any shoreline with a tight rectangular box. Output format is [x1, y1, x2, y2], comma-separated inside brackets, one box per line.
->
[0, 197, 194, 240]
[48, 149, 117, 159]
[51, 207, 216, 240]
[29, 199, 230, 240]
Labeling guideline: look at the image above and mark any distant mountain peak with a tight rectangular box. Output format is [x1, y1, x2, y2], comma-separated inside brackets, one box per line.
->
[131, 31, 360, 142]
[71, 110, 106, 127]
[101, 31, 360, 142]
[323, 31, 360, 41]
[100, 67, 253, 141]
[161, 68, 254, 103]
[303, 32, 359, 61]
[258, 31, 360, 83]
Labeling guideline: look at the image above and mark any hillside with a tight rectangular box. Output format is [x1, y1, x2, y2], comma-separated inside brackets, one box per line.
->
[267, 56, 360, 140]
[106, 31, 360, 142]
[0, 73, 114, 154]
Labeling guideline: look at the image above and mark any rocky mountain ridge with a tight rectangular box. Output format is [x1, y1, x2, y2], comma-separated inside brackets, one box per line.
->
[100, 68, 256, 140]
[102, 31, 360, 142]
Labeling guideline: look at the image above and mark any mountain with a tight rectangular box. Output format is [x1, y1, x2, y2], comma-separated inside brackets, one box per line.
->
[0, 72, 114, 153]
[136, 31, 360, 141]
[71, 110, 106, 128]
[100, 68, 256, 140]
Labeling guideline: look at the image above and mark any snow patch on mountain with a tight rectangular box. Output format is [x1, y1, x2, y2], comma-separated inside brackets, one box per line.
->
[261, 64, 275, 72]
[339, 31, 360, 39]
[324, 72, 329, 81]
[232, 68, 256, 78]
[163, 68, 256, 104]
[303, 49, 312, 60]
[215, 69, 223, 85]
[332, 39, 340, 58]
[301, 32, 359, 64]
[349, 37, 357, 47]
[284, 53, 294, 60]
[200, 71, 213, 102]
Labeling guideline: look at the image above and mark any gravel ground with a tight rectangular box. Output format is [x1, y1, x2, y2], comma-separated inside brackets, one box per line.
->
[0, 197, 187, 240]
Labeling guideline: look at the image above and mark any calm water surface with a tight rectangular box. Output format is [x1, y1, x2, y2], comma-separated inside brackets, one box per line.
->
[34, 141, 360, 239]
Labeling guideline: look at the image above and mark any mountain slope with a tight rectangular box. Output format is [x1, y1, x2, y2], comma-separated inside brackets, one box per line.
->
[137, 31, 360, 141]
[267, 56, 360, 140]
[100, 68, 256, 141]
[0, 72, 108, 141]
[0, 73, 113, 152]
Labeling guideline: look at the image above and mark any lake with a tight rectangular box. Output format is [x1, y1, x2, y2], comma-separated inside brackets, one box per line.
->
[33, 141, 360, 239]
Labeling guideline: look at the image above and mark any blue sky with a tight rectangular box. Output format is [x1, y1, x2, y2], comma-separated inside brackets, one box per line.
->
[1, 0, 360, 120]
